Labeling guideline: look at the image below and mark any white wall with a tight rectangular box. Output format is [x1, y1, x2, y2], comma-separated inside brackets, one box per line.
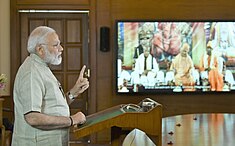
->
[0, 0, 10, 95]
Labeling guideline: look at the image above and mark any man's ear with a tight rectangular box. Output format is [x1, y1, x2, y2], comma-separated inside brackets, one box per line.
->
[36, 45, 45, 56]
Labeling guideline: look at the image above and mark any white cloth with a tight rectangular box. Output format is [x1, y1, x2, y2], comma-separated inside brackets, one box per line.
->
[131, 53, 159, 86]
[119, 70, 131, 81]
[165, 71, 175, 84]
[156, 71, 165, 83]
[12, 54, 70, 146]
[122, 128, 156, 146]
[134, 53, 159, 75]
[117, 59, 122, 76]
[192, 69, 200, 85]
[225, 70, 235, 85]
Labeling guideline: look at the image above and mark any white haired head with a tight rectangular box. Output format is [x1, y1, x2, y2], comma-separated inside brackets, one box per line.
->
[27, 26, 56, 54]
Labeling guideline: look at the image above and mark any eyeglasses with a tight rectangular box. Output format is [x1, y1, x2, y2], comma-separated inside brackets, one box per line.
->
[140, 37, 150, 40]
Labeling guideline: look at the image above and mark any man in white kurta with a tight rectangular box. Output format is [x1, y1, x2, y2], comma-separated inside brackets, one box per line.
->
[12, 54, 70, 146]
[131, 48, 159, 87]
[12, 26, 89, 146]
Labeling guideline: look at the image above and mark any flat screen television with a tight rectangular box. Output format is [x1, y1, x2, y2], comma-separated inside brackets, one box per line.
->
[116, 20, 235, 94]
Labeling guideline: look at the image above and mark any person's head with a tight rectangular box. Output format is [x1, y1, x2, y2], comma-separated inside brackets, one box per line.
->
[180, 43, 190, 57]
[220, 37, 228, 49]
[206, 41, 213, 56]
[27, 26, 63, 65]
[139, 30, 153, 47]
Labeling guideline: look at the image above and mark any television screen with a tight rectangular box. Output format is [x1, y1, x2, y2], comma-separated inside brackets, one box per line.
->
[116, 21, 235, 93]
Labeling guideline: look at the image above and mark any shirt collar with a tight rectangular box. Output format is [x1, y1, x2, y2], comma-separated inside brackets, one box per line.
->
[30, 53, 48, 67]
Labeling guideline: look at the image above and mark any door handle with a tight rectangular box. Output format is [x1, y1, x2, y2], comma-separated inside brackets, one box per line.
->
[85, 69, 90, 78]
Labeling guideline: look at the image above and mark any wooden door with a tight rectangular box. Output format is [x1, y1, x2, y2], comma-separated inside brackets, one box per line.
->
[19, 12, 89, 115]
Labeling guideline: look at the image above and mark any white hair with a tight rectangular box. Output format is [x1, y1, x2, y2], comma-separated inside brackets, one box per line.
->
[27, 26, 56, 54]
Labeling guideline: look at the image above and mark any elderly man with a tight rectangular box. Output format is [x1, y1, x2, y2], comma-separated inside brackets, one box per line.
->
[131, 46, 159, 88]
[170, 43, 195, 87]
[12, 26, 89, 146]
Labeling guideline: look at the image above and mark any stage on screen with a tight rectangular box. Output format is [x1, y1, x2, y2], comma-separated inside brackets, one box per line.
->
[116, 21, 235, 93]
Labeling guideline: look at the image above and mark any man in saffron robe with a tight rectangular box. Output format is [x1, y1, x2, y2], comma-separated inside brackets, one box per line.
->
[170, 43, 195, 87]
[199, 42, 224, 91]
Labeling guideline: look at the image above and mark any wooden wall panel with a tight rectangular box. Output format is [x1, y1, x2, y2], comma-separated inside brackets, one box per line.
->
[67, 73, 79, 89]
[67, 47, 82, 71]
[48, 20, 64, 43]
[17, 0, 90, 5]
[66, 20, 82, 43]
[20, 14, 30, 62]
[29, 20, 45, 32]
[21, 18, 45, 62]
[96, 0, 112, 116]
[95, 1, 112, 141]
[110, 0, 235, 20]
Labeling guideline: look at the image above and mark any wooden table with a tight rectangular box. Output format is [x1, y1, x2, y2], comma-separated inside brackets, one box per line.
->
[162, 113, 235, 146]
[73, 98, 162, 146]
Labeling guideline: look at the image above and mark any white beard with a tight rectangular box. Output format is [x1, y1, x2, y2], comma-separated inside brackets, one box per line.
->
[44, 48, 62, 65]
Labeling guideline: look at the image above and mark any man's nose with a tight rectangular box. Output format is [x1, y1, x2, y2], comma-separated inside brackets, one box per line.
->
[59, 45, 63, 52]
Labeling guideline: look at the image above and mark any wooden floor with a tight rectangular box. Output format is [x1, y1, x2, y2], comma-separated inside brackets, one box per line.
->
[70, 113, 235, 146]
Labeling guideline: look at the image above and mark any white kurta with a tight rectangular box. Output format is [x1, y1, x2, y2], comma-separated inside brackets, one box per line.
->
[134, 53, 159, 75]
[132, 53, 159, 87]
[12, 54, 70, 146]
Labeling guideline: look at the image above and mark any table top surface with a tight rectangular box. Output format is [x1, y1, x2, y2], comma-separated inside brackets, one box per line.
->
[162, 113, 235, 146]
[79, 105, 124, 128]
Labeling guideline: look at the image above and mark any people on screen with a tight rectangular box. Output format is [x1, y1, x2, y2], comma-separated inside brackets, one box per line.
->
[170, 43, 195, 88]
[133, 24, 154, 68]
[199, 41, 224, 91]
[131, 46, 160, 88]
[131, 24, 163, 89]
[212, 22, 235, 88]
[117, 57, 131, 92]
[212, 22, 235, 60]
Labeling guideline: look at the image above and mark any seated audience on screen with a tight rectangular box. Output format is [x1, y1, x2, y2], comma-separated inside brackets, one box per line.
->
[170, 43, 195, 89]
[165, 70, 175, 85]
[199, 41, 224, 91]
[131, 25, 165, 89]
[131, 46, 160, 88]
[223, 65, 235, 90]
[117, 58, 131, 92]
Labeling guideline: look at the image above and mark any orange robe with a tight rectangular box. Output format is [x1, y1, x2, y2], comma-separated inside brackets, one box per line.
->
[199, 53, 224, 91]
[170, 54, 195, 86]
